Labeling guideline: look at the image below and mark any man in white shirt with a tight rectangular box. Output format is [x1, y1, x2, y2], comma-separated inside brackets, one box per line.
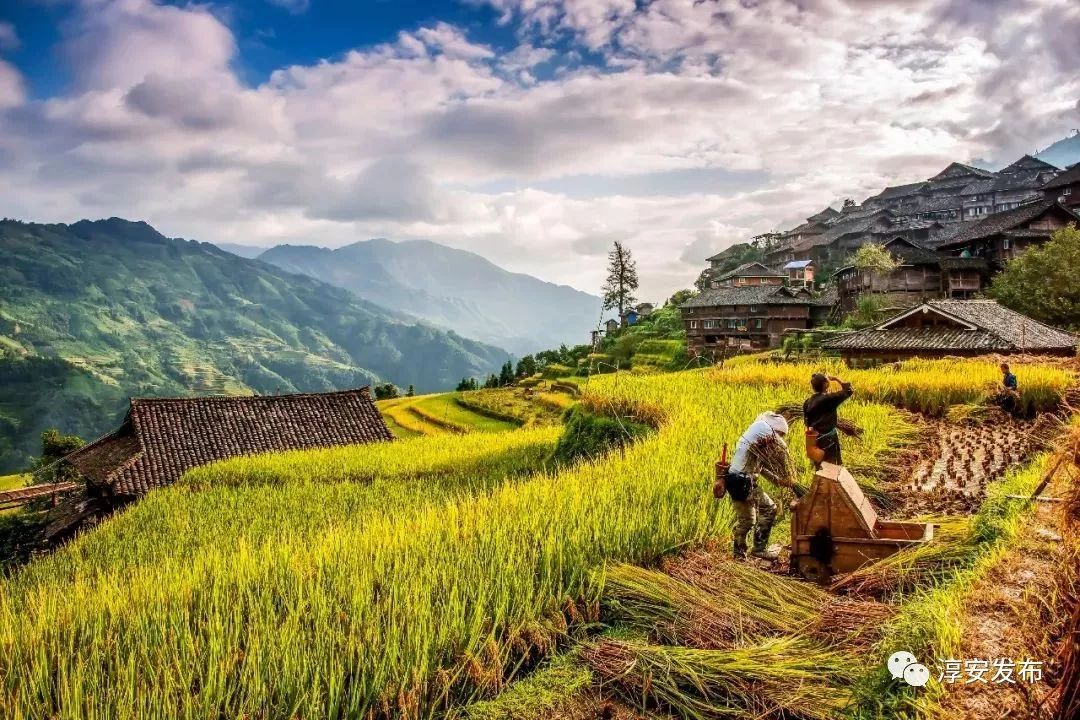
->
[724, 411, 792, 561]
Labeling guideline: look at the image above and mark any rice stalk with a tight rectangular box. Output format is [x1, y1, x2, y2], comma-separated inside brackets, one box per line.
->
[583, 637, 854, 720]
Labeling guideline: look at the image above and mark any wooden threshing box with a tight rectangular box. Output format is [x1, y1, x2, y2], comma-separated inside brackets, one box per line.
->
[790, 463, 933, 582]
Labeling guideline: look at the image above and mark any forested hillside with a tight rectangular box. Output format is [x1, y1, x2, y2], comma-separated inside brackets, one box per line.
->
[257, 238, 602, 356]
[0, 218, 506, 471]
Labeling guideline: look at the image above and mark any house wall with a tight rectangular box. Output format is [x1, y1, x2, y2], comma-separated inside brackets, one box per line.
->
[682, 304, 812, 354]
[835, 264, 945, 311]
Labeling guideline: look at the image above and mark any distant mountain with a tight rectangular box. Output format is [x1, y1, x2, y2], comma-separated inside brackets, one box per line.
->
[256, 239, 603, 356]
[1037, 131, 1080, 170]
[214, 242, 269, 259]
[0, 218, 507, 471]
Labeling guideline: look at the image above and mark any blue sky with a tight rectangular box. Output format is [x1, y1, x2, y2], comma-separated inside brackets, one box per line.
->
[0, 0, 1077, 299]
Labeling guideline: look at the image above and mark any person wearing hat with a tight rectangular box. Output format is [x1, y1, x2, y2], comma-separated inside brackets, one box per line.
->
[724, 411, 793, 561]
[803, 372, 854, 466]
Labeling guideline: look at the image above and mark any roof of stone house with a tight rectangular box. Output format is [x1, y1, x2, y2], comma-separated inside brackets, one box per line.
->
[822, 300, 1076, 353]
[63, 387, 393, 496]
[680, 284, 819, 309]
[936, 199, 1078, 249]
[716, 262, 784, 281]
[1043, 162, 1080, 190]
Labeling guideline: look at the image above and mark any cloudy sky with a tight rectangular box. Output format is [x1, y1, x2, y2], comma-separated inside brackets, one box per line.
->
[0, 0, 1077, 301]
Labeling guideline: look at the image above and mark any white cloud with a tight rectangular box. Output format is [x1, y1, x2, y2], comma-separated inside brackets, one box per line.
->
[0, 0, 1078, 304]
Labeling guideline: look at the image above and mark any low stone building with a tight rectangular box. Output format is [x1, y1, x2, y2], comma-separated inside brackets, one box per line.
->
[823, 300, 1076, 362]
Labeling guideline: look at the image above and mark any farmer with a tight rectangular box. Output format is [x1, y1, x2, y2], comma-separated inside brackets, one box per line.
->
[999, 362, 1021, 416]
[725, 411, 793, 561]
[803, 373, 854, 466]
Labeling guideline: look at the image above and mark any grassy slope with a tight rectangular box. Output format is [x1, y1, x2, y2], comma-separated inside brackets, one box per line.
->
[0, 363, 920, 719]
[0, 474, 27, 491]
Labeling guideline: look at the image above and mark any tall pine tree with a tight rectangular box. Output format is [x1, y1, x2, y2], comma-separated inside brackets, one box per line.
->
[601, 241, 639, 319]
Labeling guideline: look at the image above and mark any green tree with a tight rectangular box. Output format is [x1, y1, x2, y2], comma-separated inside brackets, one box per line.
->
[666, 289, 697, 307]
[515, 355, 537, 378]
[498, 360, 514, 387]
[32, 428, 85, 482]
[483, 373, 500, 389]
[852, 243, 901, 283]
[373, 383, 400, 400]
[406, 385, 415, 397]
[989, 224, 1080, 328]
[601, 241, 639, 318]
[455, 377, 478, 391]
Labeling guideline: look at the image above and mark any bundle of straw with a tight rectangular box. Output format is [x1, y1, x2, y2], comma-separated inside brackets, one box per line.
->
[603, 564, 808, 649]
[749, 434, 797, 489]
[829, 539, 975, 597]
[662, 551, 826, 629]
[803, 598, 896, 650]
[583, 637, 854, 720]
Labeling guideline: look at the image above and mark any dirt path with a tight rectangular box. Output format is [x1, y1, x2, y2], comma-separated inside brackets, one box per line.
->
[935, 478, 1068, 719]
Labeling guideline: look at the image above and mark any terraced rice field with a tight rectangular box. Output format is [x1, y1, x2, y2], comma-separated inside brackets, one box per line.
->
[0, 358, 1074, 720]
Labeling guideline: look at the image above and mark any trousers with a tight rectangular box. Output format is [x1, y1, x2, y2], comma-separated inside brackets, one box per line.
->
[731, 483, 777, 557]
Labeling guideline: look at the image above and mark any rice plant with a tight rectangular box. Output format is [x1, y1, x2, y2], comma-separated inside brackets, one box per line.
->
[0, 364, 959, 719]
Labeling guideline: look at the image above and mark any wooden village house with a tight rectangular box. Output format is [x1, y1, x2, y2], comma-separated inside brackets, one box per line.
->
[679, 285, 832, 354]
[823, 300, 1077, 363]
[934, 199, 1079, 271]
[47, 387, 392, 539]
[834, 237, 987, 312]
[1043, 163, 1080, 212]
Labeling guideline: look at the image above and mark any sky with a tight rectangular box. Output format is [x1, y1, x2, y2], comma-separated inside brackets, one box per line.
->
[0, 0, 1078, 302]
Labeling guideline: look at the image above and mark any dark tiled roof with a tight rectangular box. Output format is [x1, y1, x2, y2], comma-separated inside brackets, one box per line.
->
[717, 262, 783, 280]
[928, 162, 995, 181]
[999, 155, 1060, 174]
[680, 285, 817, 308]
[936, 199, 1076, 248]
[988, 169, 1055, 192]
[823, 300, 1076, 353]
[1043, 163, 1080, 190]
[867, 182, 926, 202]
[63, 388, 392, 496]
[806, 207, 840, 222]
[960, 178, 996, 196]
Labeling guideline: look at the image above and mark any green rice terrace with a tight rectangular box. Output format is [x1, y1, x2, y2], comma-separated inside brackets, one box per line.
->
[1, 357, 1078, 719]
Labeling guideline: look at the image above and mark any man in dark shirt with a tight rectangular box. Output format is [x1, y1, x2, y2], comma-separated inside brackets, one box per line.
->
[803, 372, 854, 466]
[999, 363, 1020, 415]
[1001, 363, 1018, 391]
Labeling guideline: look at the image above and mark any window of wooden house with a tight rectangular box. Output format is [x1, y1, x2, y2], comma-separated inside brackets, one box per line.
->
[1003, 237, 1011, 250]
[689, 320, 698, 329]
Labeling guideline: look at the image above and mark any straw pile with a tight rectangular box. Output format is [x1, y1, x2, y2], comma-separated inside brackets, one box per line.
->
[583, 637, 854, 720]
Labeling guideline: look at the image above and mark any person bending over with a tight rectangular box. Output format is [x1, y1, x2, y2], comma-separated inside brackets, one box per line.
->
[725, 412, 793, 561]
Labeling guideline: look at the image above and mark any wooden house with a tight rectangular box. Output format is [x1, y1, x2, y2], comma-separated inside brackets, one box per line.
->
[783, 259, 814, 288]
[935, 199, 1079, 271]
[713, 262, 785, 288]
[679, 285, 831, 353]
[1043, 163, 1080, 211]
[833, 237, 987, 312]
[49, 388, 393, 538]
[822, 300, 1077, 362]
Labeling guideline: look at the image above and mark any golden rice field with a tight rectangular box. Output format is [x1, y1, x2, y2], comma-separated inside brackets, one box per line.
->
[0, 358, 1072, 719]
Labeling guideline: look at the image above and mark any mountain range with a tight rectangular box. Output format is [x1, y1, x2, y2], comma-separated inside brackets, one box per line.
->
[1036, 130, 1080, 170]
[0, 218, 507, 472]
[250, 239, 603, 356]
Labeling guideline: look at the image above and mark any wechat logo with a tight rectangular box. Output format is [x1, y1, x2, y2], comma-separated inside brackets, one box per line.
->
[888, 651, 930, 687]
